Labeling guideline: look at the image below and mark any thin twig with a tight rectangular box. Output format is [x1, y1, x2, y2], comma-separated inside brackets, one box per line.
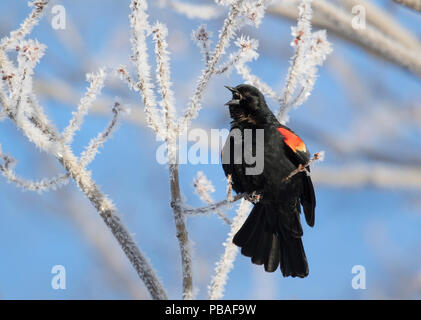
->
[208, 199, 252, 300]
[79, 101, 123, 168]
[152, 22, 194, 300]
[283, 151, 324, 182]
[178, 0, 244, 131]
[193, 171, 232, 225]
[0, 0, 49, 51]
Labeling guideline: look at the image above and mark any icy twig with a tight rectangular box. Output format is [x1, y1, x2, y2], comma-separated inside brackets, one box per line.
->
[152, 23, 177, 146]
[278, 0, 332, 123]
[116, 66, 139, 92]
[0, 0, 49, 51]
[311, 0, 421, 77]
[340, 0, 421, 52]
[0, 146, 69, 192]
[283, 151, 325, 182]
[192, 24, 212, 65]
[130, 0, 165, 138]
[59, 146, 168, 300]
[79, 102, 124, 168]
[193, 171, 232, 225]
[279, 0, 313, 120]
[235, 63, 283, 104]
[169, 167, 194, 300]
[182, 192, 245, 215]
[226, 174, 233, 202]
[208, 199, 252, 300]
[152, 21, 193, 300]
[268, 1, 421, 78]
[179, 0, 244, 131]
[12, 40, 55, 153]
[214, 35, 258, 75]
[62, 68, 107, 145]
[286, 30, 332, 109]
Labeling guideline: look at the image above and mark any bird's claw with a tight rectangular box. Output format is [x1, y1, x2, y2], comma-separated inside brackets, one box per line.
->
[245, 191, 262, 204]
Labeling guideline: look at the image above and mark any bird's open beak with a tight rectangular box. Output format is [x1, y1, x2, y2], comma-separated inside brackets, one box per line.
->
[224, 85, 236, 93]
[224, 86, 240, 106]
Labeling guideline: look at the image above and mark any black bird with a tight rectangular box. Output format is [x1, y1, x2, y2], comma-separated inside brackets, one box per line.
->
[221, 84, 316, 278]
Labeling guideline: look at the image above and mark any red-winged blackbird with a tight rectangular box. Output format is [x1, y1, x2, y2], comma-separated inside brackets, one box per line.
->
[221, 84, 316, 278]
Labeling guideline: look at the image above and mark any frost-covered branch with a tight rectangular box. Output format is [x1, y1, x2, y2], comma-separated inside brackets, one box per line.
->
[208, 199, 252, 300]
[192, 24, 212, 65]
[393, 0, 421, 12]
[215, 0, 331, 123]
[0, 146, 69, 192]
[228, 35, 283, 104]
[267, 1, 421, 77]
[152, 23, 177, 146]
[340, 0, 421, 52]
[180, 0, 270, 130]
[193, 171, 232, 225]
[182, 192, 245, 215]
[282, 30, 332, 111]
[116, 66, 139, 93]
[312, 0, 421, 76]
[0, 0, 49, 51]
[279, 0, 332, 123]
[178, 0, 245, 131]
[79, 101, 124, 168]
[169, 166, 194, 300]
[298, 0, 421, 77]
[226, 174, 233, 202]
[62, 68, 107, 145]
[283, 151, 325, 182]
[151, 21, 194, 300]
[214, 35, 258, 75]
[235, 63, 283, 104]
[130, 0, 165, 138]
[59, 147, 168, 300]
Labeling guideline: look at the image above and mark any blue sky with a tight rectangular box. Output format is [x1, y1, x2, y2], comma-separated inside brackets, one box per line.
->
[0, 0, 420, 299]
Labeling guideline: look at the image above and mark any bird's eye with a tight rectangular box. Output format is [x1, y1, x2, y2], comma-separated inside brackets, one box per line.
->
[233, 92, 241, 100]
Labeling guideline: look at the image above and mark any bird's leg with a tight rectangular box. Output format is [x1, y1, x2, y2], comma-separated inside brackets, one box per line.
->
[245, 190, 263, 204]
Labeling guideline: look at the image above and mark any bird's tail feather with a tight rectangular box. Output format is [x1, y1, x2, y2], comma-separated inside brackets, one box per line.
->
[233, 203, 308, 277]
[279, 233, 309, 278]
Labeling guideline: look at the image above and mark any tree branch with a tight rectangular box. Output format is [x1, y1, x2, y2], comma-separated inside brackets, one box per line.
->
[393, 0, 421, 12]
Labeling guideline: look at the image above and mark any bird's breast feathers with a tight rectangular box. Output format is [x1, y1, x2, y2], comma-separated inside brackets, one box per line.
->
[277, 127, 307, 153]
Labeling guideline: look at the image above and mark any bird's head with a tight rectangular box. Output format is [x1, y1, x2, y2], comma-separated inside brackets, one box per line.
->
[224, 84, 273, 125]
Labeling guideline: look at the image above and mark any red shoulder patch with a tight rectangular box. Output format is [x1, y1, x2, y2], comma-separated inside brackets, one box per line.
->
[277, 127, 307, 153]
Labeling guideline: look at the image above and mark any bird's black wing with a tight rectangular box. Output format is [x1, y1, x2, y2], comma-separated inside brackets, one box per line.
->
[276, 125, 316, 227]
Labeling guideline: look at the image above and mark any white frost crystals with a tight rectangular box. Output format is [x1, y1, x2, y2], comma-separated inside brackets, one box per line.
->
[279, 0, 332, 122]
